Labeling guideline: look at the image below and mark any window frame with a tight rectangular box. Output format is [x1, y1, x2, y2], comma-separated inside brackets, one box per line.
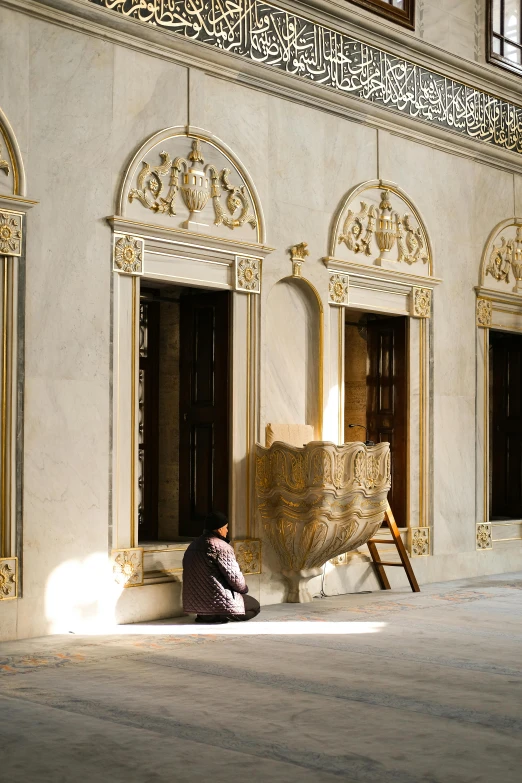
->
[347, 0, 415, 30]
[487, 0, 522, 77]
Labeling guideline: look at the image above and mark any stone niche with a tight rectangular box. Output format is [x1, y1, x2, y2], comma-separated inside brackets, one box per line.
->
[263, 277, 322, 439]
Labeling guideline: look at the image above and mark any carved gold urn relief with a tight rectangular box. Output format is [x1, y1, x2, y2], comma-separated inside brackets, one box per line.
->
[255, 440, 391, 602]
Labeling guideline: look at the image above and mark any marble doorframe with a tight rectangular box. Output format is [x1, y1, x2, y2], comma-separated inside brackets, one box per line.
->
[325, 261, 440, 557]
[475, 291, 522, 550]
[0, 107, 37, 602]
[108, 221, 273, 585]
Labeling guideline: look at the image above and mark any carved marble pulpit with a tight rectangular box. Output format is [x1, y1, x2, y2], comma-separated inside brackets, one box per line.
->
[255, 440, 391, 602]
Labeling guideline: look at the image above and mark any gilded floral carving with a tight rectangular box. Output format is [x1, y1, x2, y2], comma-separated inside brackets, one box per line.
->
[0, 212, 22, 257]
[129, 137, 257, 233]
[329, 273, 349, 305]
[476, 298, 492, 327]
[235, 255, 260, 293]
[485, 227, 522, 294]
[113, 235, 143, 275]
[233, 539, 262, 574]
[111, 548, 144, 587]
[476, 524, 492, 550]
[410, 527, 430, 557]
[0, 558, 17, 600]
[412, 287, 432, 318]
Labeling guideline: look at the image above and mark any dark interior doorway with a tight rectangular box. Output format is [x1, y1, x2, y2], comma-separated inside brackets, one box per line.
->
[345, 311, 408, 527]
[490, 330, 522, 520]
[138, 285, 230, 543]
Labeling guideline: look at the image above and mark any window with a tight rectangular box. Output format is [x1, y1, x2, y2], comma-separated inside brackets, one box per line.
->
[489, 0, 522, 75]
[347, 0, 415, 30]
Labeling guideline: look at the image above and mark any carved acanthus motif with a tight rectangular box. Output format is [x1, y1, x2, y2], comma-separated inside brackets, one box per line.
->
[289, 241, 309, 277]
[397, 214, 429, 265]
[476, 524, 492, 550]
[256, 440, 391, 602]
[129, 137, 257, 233]
[476, 298, 492, 327]
[0, 212, 22, 256]
[113, 235, 143, 275]
[0, 558, 17, 600]
[111, 548, 144, 587]
[329, 273, 349, 305]
[235, 255, 260, 293]
[410, 527, 430, 557]
[412, 287, 432, 318]
[485, 227, 522, 293]
[233, 539, 262, 574]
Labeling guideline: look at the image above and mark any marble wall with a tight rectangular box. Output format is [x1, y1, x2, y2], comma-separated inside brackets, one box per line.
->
[1, 2, 522, 640]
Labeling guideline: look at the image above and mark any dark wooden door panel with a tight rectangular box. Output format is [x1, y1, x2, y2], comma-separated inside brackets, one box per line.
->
[367, 317, 407, 527]
[138, 296, 160, 542]
[179, 291, 230, 537]
[491, 331, 522, 519]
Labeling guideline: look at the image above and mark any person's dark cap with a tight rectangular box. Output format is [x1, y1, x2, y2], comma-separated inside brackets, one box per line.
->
[203, 511, 229, 532]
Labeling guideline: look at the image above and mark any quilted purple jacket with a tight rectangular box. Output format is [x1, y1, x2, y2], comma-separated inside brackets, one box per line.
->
[182, 532, 248, 615]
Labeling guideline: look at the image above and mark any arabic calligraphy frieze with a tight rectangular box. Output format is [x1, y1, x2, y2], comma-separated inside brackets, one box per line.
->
[89, 0, 522, 154]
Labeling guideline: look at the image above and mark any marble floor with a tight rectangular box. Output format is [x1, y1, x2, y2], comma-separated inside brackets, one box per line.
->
[1, 573, 522, 782]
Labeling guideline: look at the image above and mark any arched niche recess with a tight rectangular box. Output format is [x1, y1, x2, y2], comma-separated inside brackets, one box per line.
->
[0, 106, 34, 601]
[475, 218, 522, 552]
[323, 180, 440, 558]
[263, 276, 323, 440]
[109, 126, 272, 584]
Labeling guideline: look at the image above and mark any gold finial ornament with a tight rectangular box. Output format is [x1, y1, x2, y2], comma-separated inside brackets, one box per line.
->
[375, 190, 397, 264]
[289, 241, 309, 276]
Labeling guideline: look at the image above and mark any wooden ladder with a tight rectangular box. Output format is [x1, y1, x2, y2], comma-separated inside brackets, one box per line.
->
[367, 504, 420, 592]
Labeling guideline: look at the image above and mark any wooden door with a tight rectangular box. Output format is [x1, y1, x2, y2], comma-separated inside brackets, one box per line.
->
[179, 290, 230, 537]
[366, 317, 407, 527]
[491, 331, 522, 519]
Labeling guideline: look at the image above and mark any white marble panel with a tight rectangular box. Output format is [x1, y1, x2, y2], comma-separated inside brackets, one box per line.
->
[26, 19, 113, 382]
[0, 8, 30, 177]
[189, 73, 270, 220]
[432, 393, 476, 554]
[22, 377, 110, 599]
[144, 251, 232, 289]
[111, 46, 187, 188]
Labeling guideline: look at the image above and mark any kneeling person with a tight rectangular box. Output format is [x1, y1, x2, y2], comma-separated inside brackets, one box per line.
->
[182, 512, 260, 624]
